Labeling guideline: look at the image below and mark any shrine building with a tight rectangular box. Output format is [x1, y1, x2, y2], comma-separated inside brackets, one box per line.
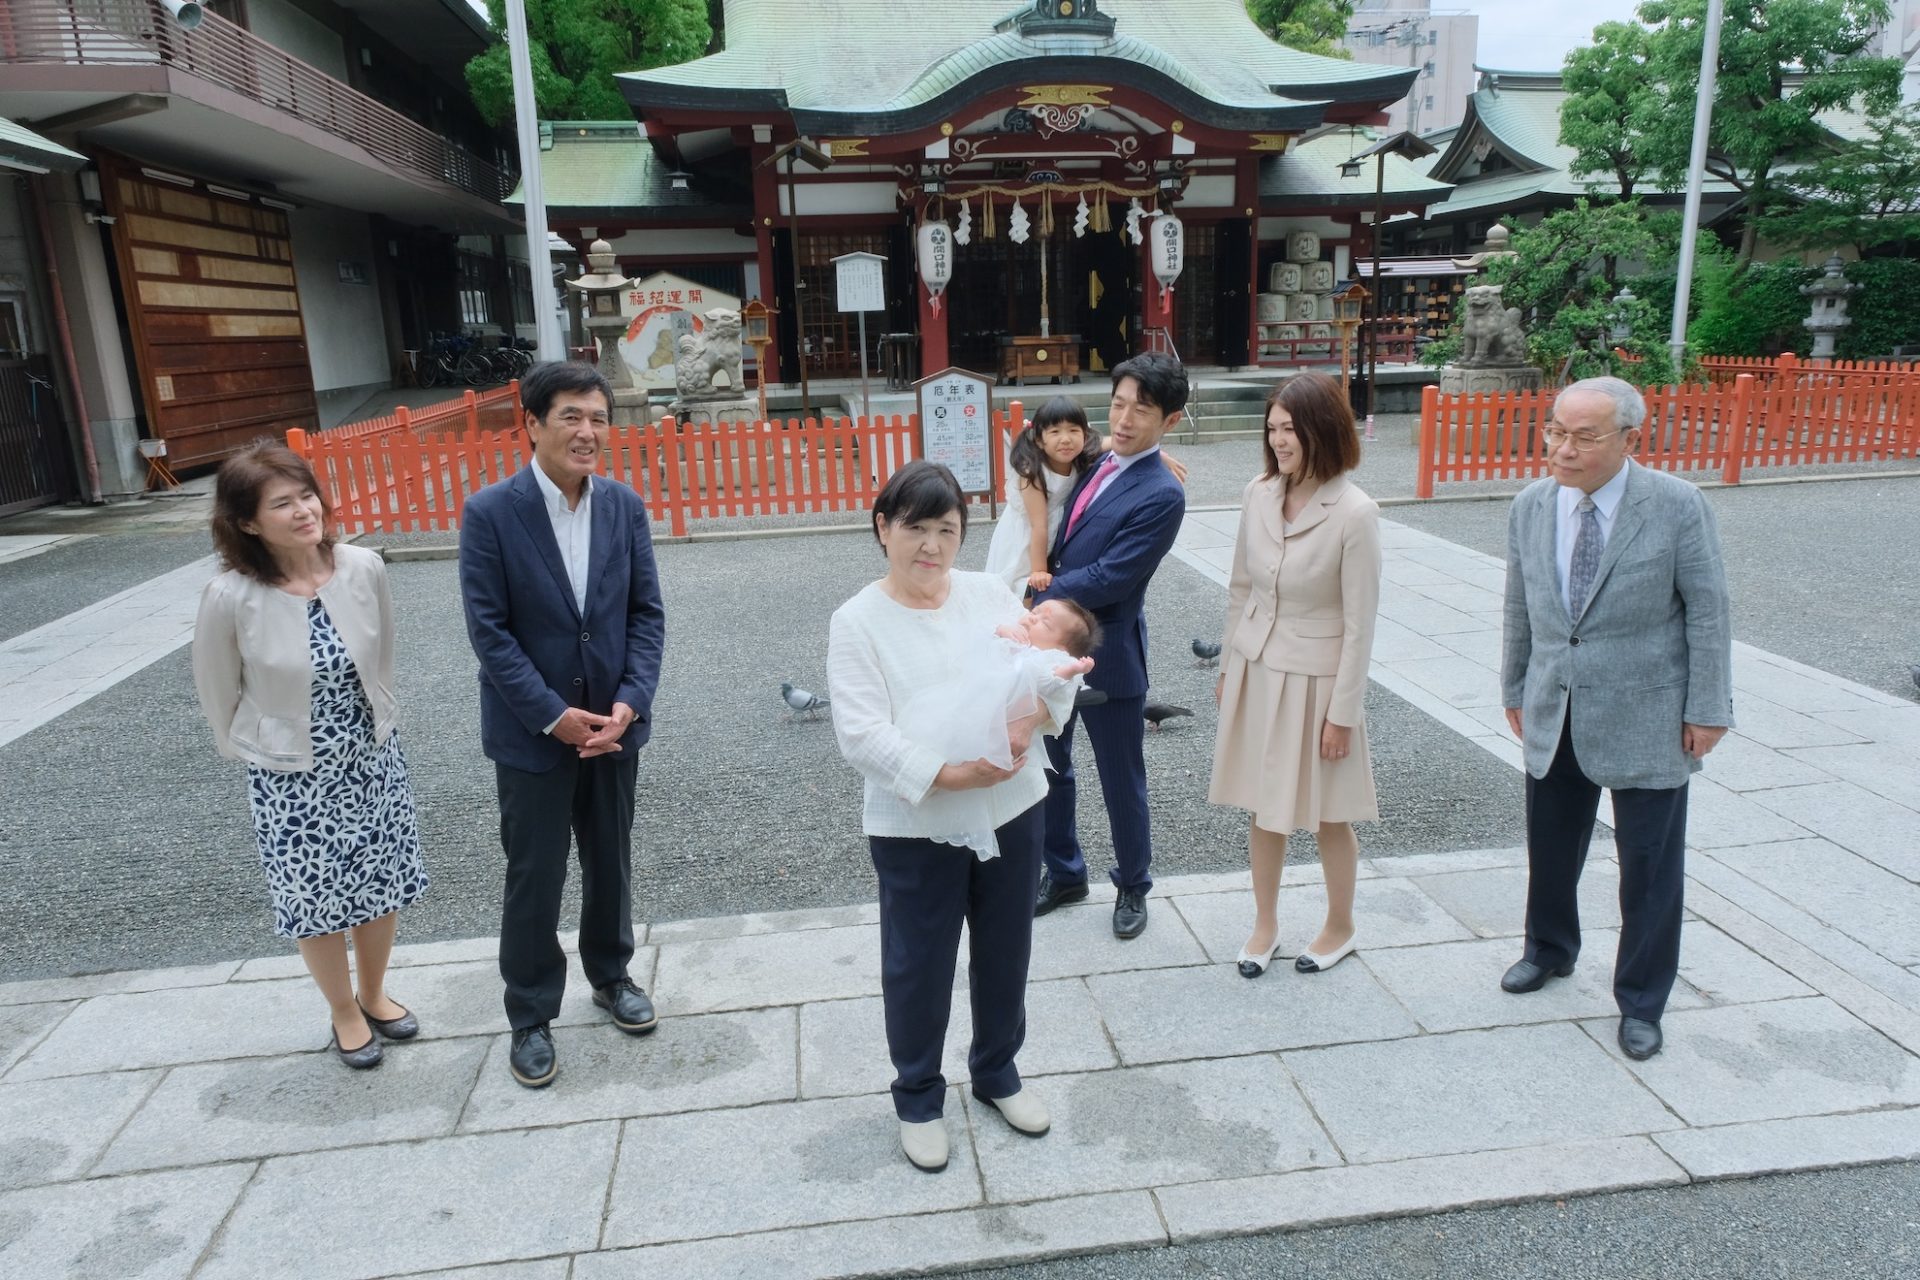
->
[520, 0, 1450, 388]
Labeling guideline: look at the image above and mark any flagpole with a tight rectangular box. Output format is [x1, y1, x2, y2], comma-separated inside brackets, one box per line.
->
[505, 0, 564, 360]
[1668, 0, 1725, 374]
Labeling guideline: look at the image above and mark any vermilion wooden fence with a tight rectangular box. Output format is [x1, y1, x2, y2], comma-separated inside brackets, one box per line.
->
[1417, 356, 1920, 497]
[291, 404, 1023, 537]
[323, 383, 522, 441]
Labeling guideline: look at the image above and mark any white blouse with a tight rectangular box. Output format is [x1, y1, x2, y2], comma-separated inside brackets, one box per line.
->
[827, 570, 1075, 841]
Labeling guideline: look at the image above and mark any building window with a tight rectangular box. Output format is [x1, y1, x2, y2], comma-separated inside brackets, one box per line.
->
[510, 261, 534, 327]
[458, 250, 495, 328]
[1428, 29, 1438, 45]
[1425, 96, 1435, 111]
[1423, 60, 1435, 77]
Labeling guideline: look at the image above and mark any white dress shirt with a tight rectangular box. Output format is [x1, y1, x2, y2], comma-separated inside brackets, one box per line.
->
[530, 461, 593, 616]
[1555, 458, 1630, 617]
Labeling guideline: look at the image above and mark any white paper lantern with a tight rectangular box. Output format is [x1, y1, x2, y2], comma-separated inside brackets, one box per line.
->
[917, 221, 954, 313]
[1150, 212, 1185, 293]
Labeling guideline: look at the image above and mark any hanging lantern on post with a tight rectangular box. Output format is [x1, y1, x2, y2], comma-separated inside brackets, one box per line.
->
[917, 220, 954, 314]
[1150, 211, 1185, 316]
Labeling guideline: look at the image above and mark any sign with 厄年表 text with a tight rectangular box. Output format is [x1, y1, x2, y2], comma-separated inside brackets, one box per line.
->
[914, 366, 996, 496]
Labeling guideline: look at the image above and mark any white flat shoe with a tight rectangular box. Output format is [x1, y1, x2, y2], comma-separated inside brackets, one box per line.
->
[975, 1087, 1050, 1136]
[899, 1118, 949, 1171]
[1294, 934, 1359, 973]
[1236, 936, 1284, 978]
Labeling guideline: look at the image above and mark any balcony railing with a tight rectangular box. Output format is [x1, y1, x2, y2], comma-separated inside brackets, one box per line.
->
[0, 0, 512, 204]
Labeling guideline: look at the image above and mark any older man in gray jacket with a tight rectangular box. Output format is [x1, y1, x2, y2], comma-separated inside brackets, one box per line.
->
[1499, 376, 1733, 1061]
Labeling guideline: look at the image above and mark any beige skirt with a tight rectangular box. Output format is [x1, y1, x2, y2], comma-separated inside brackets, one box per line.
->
[1208, 653, 1379, 833]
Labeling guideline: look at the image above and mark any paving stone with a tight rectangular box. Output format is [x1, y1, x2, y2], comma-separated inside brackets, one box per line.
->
[460, 1007, 797, 1132]
[1674, 919, 1813, 1004]
[1709, 839, 1920, 967]
[1704, 733, 1833, 793]
[0, 961, 241, 1006]
[1685, 778, 1816, 849]
[197, 1123, 619, 1280]
[232, 935, 502, 982]
[1367, 846, 1529, 878]
[0, 1163, 254, 1280]
[0, 1000, 72, 1077]
[387, 1264, 571, 1280]
[576, 1190, 1164, 1280]
[1086, 960, 1417, 1062]
[652, 924, 881, 1015]
[1407, 579, 1506, 615]
[1730, 654, 1889, 716]
[1652, 1105, 1920, 1180]
[1380, 653, 1503, 709]
[1366, 617, 1452, 662]
[1285, 1023, 1678, 1163]
[1586, 997, 1920, 1127]
[9, 981, 325, 1080]
[1373, 590, 1484, 636]
[0, 1070, 161, 1189]
[384, 953, 657, 1042]
[1411, 862, 1623, 940]
[1023, 897, 1210, 980]
[94, 1039, 486, 1176]
[1727, 696, 1869, 750]
[1746, 781, 1920, 883]
[1172, 877, 1474, 967]
[1783, 742, 1920, 812]
[1156, 1136, 1686, 1242]
[967, 1056, 1337, 1203]
[1430, 624, 1503, 669]
[646, 902, 879, 945]
[1812, 703, 1920, 750]
[798, 979, 1115, 1100]
[1362, 932, 1705, 1034]
[601, 1089, 982, 1246]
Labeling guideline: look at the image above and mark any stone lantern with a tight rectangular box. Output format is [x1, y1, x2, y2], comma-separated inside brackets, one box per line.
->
[564, 238, 636, 391]
[1801, 253, 1860, 359]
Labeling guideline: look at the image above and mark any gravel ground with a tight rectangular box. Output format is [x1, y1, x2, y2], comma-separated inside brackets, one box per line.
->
[1385, 474, 1920, 701]
[0, 528, 212, 644]
[949, 1161, 1920, 1280]
[0, 528, 1520, 982]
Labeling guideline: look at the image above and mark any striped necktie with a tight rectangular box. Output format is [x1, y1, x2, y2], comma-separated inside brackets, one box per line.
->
[1064, 454, 1120, 540]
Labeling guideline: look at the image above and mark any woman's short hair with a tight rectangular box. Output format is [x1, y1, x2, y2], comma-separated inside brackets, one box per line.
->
[872, 460, 967, 546]
[1262, 372, 1362, 482]
[210, 439, 335, 583]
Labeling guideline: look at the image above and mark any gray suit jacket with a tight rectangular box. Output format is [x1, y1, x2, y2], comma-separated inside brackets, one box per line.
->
[1501, 461, 1734, 790]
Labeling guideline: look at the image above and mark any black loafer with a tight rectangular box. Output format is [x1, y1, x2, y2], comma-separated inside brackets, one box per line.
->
[510, 1023, 558, 1088]
[359, 1000, 419, 1040]
[1112, 889, 1148, 939]
[1033, 874, 1089, 917]
[1500, 958, 1575, 994]
[593, 979, 658, 1035]
[331, 1022, 382, 1070]
[1618, 1016, 1663, 1060]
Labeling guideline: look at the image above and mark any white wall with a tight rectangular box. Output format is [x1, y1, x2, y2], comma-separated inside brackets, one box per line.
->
[290, 206, 387, 394]
[247, 0, 350, 81]
[1345, 2, 1479, 137]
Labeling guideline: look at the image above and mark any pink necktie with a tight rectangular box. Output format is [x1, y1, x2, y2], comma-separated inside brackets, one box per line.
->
[1064, 455, 1119, 540]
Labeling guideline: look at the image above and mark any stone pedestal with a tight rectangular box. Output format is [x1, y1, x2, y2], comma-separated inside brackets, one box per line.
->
[669, 397, 757, 426]
[1438, 364, 1543, 395]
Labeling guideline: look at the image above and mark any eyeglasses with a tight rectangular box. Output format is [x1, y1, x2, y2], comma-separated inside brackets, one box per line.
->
[1541, 425, 1619, 452]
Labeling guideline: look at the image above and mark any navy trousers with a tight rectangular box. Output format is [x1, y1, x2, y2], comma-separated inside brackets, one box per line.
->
[495, 754, 639, 1031]
[1523, 709, 1689, 1022]
[869, 802, 1043, 1122]
[1041, 696, 1154, 893]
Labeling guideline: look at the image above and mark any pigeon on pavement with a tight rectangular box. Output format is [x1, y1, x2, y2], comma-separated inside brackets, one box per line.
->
[1911, 664, 1920, 691]
[781, 681, 830, 719]
[1143, 702, 1193, 730]
[1191, 638, 1221, 666]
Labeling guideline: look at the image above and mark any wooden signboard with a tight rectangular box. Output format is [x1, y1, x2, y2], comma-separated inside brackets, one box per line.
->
[913, 366, 996, 498]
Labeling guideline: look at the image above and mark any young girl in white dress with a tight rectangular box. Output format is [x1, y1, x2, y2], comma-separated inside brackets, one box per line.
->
[983, 398, 1097, 595]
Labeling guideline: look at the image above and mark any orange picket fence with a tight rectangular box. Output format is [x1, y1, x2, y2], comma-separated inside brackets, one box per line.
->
[291, 404, 1024, 537]
[324, 383, 523, 441]
[1417, 357, 1920, 497]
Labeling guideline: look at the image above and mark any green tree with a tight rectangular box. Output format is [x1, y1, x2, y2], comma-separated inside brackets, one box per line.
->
[1560, 21, 1664, 198]
[1246, 0, 1356, 58]
[1759, 103, 1920, 256]
[465, 0, 712, 126]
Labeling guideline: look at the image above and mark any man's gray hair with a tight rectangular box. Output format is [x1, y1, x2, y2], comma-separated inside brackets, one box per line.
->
[1558, 376, 1648, 433]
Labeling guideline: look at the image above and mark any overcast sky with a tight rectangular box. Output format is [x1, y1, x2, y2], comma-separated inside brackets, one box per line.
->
[1464, 0, 1646, 72]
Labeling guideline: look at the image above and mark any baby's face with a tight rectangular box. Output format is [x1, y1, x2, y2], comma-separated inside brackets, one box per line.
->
[1025, 601, 1074, 652]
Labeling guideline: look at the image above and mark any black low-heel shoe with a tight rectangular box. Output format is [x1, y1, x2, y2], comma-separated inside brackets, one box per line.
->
[359, 1000, 419, 1040]
[331, 1024, 383, 1070]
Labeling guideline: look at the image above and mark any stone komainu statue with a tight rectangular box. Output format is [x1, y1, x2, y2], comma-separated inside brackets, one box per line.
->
[673, 309, 744, 397]
[1458, 284, 1528, 367]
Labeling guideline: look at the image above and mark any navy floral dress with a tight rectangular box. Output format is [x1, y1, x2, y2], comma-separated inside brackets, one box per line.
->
[246, 598, 427, 939]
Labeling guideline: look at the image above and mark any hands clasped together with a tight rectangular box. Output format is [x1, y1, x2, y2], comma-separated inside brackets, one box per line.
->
[552, 702, 638, 759]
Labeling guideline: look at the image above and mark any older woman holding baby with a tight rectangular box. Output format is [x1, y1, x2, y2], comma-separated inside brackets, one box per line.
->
[828, 460, 1093, 1173]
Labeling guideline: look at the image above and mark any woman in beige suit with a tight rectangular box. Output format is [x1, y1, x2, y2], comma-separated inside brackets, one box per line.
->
[1210, 372, 1381, 978]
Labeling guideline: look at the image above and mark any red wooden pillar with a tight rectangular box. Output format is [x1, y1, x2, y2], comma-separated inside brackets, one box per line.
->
[750, 143, 783, 384]
[918, 278, 949, 375]
[1238, 156, 1262, 369]
[1141, 229, 1172, 347]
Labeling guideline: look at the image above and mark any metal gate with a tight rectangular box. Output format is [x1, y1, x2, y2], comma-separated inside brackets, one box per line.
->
[0, 356, 74, 516]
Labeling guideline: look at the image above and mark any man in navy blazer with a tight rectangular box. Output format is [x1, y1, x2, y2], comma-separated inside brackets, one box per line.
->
[460, 361, 666, 1088]
[1033, 353, 1189, 938]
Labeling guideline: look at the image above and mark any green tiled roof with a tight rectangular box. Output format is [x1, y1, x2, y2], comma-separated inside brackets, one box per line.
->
[1260, 133, 1453, 208]
[504, 122, 749, 216]
[621, 0, 1414, 132]
[0, 117, 87, 173]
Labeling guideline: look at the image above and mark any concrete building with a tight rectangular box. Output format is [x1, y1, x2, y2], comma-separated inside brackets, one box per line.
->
[0, 0, 527, 508]
[1876, 0, 1920, 102]
[1344, 1, 1478, 137]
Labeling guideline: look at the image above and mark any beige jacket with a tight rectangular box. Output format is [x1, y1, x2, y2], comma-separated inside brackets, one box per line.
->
[1223, 473, 1382, 727]
[193, 543, 398, 771]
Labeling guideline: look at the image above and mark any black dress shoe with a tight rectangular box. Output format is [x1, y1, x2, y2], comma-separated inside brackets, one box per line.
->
[1500, 958, 1575, 994]
[1033, 873, 1089, 917]
[1112, 889, 1148, 939]
[510, 1024, 558, 1088]
[359, 1000, 419, 1040]
[330, 1022, 382, 1070]
[593, 979, 658, 1035]
[1618, 1016, 1663, 1060]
